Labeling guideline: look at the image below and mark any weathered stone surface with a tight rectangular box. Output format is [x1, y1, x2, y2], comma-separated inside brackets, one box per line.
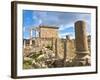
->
[75, 21, 89, 52]
[74, 20, 90, 66]
[39, 26, 59, 38]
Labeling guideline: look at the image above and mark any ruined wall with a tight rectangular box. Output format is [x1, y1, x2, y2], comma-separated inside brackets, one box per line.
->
[55, 39, 76, 59]
[66, 39, 76, 59]
[38, 38, 53, 48]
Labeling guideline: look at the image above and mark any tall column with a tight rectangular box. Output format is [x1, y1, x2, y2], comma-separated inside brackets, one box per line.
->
[52, 38, 56, 53]
[35, 30, 37, 46]
[24, 40, 26, 48]
[63, 38, 67, 66]
[30, 29, 33, 47]
[74, 20, 90, 66]
[55, 38, 59, 58]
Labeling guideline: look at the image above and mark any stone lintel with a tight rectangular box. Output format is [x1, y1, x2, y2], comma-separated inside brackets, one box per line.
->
[39, 25, 59, 29]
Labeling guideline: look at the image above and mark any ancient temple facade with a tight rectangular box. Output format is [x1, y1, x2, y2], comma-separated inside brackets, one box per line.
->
[39, 26, 59, 38]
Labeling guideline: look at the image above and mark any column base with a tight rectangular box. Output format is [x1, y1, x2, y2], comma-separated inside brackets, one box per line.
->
[73, 51, 90, 66]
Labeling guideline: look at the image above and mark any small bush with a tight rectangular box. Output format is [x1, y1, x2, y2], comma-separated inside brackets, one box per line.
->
[46, 45, 52, 50]
[23, 60, 32, 69]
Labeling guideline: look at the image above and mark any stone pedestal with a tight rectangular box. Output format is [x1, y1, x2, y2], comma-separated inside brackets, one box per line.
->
[74, 21, 90, 66]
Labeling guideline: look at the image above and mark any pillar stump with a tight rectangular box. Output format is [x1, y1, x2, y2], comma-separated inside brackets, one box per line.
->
[74, 20, 90, 66]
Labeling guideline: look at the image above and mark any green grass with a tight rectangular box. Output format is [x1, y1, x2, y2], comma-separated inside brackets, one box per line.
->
[23, 60, 32, 69]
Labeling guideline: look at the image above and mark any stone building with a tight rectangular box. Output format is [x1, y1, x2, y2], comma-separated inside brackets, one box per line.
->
[37, 26, 59, 48]
[39, 26, 59, 38]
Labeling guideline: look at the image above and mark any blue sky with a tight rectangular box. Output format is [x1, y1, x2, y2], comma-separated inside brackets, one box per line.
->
[23, 10, 91, 39]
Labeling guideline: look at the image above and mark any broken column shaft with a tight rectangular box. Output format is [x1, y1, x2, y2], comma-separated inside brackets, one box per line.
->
[74, 20, 90, 66]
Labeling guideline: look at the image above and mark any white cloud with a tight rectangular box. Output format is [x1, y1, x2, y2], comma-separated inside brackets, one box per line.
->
[59, 23, 74, 31]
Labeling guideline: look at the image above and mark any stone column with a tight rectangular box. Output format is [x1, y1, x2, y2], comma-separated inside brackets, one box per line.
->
[63, 38, 67, 66]
[52, 38, 55, 53]
[23, 40, 26, 48]
[30, 29, 33, 47]
[74, 20, 90, 66]
[66, 35, 70, 40]
[55, 38, 59, 58]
